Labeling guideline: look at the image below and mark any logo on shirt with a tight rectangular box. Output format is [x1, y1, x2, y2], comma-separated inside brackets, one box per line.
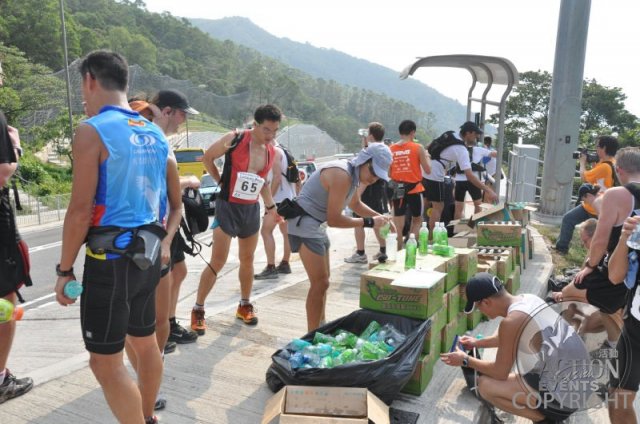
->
[130, 133, 156, 147]
[128, 119, 146, 127]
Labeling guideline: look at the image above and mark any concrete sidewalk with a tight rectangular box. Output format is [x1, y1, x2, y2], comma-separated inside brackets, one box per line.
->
[0, 224, 608, 424]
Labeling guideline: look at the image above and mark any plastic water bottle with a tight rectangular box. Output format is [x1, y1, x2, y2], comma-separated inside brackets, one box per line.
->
[313, 332, 336, 344]
[290, 338, 312, 352]
[0, 298, 23, 323]
[440, 222, 449, 246]
[379, 222, 390, 239]
[63, 280, 83, 299]
[334, 330, 358, 348]
[386, 232, 397, 261]
[405, 234, 417, 269]
[289, 351, 306, 368]
[418, 222, 429, 255]
[627, 225, 640, 250]
[476, 333, 484, 356]
[359, 320, 381, 340]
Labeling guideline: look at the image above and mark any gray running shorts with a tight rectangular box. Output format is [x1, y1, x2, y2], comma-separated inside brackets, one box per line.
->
[288, 233, 331, 256]
[214, 198, 260, 238]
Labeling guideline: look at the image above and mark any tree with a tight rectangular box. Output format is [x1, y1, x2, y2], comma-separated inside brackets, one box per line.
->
[490, 70, 639, 152]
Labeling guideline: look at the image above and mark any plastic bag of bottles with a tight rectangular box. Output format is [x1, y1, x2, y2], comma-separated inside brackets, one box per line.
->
[266, 309, 430, 404]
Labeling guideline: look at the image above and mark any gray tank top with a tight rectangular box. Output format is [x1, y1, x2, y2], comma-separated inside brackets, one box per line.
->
[288, 160, 359, 238]
[509, 294, 593, 411]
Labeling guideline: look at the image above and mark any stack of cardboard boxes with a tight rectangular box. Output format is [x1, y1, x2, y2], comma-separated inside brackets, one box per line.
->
[359, 247, 478, 396]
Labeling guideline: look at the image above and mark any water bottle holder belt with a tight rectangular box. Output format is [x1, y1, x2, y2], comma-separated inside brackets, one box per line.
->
[86, 224, 166, 270]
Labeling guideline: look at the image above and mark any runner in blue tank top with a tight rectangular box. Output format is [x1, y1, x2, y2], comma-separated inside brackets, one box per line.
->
[54, 51, 182, 424]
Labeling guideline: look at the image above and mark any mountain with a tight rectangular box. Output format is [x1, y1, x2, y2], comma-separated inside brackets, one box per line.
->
[191, 16, 467, 133]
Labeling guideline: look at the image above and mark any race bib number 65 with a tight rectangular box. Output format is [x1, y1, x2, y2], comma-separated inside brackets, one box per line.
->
[232, 172, 264, 201]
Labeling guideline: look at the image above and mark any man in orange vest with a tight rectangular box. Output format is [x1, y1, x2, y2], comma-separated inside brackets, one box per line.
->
[389, 120, 431, 249]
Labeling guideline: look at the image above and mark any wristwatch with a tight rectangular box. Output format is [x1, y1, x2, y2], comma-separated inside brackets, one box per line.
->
[462, 354, 469, 367]
[56, 264, 74, 277]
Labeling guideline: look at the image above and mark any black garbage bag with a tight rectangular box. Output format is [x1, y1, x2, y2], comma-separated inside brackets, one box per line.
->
[265, 309, 430, 404]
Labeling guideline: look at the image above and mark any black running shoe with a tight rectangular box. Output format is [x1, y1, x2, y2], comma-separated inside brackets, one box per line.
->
[163, 341, 177, 355]
[0, 370, 33, 404]
[168, 322, 198, 344]
[254, 266, 278, 280]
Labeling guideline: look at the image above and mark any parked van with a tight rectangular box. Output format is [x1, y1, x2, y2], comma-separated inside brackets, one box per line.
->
[174, 147, 206, 177]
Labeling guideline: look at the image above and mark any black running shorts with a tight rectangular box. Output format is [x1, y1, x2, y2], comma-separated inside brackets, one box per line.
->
[424, 179, 446, 202]
[80, 254, 161, 355]
[392, 192, 423, 217]
[578, 266, 627, 314]
[160, 232, 187, 278]
[454, 180, 482, 202]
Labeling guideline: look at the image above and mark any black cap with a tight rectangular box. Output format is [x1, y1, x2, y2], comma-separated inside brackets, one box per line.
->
[460, 121, 483, 134]
[155, 89, 199, 115]
[463, 272, 503, 314]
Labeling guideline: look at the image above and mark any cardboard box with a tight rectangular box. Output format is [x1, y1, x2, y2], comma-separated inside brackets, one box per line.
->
[402, 352, 436, 396]
[467, 309, 483, 330]
[440, 319, 458, 354]
[262, 386, 389, 424]
[423, 325, 441, 355]
[416, 254, 458, 292]
[468, 203, 514, 228]
[360, 267, 445, 319]
[476, 255, 510, 282]
[507, 203, 537, 227]
[455, 248, 478, 283]
[449, 232, 477, 248]
[474, 246, 515, 270]
[506, 265, 522, 294]
[446, 285, 461, 323]
[447, 219, 473, 234]
[477, 221, 522, 247]
[455, 312, 467, 336]
[476, 260, 497, 276]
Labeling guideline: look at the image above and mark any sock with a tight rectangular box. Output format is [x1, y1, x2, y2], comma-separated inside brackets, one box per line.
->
[279, 260, 289, 265]
[266, 264, 275, 269]
[240, 299, 251, 306]
[169, 317, 177, 326]
[193, 303, 204, 311]
[356, 250, 365, 256]
[608, 339, 617, 348]
[380, 246, 386, 254]
[0, 368, 6, 385]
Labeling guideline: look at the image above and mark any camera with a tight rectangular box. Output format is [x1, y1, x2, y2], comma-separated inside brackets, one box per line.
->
[572, 148, 598, 163]
[358, 128, 368, 137]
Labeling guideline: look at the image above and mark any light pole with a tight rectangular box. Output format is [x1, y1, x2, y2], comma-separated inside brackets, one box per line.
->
[58, 0, 74, 139]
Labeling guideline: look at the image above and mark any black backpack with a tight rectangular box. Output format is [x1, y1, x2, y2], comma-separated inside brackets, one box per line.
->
[179, 187, 208, 256]
[279, 145, 300, 183]
[427, 131, 465, 168]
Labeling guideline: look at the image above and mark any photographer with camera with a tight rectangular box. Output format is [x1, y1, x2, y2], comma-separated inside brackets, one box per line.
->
[554, 135, 619, 254]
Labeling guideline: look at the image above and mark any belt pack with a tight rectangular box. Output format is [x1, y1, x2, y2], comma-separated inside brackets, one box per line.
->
[389, 181, 418, 200]
[276, 198, 307, 220]
[86, 223, 167, 270]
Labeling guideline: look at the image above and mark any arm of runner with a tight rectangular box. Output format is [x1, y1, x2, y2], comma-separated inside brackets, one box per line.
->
[56, 124, 101, 306]
[464, 169, 497, 202]
[260, 175, 278, 219]
[608, 215, 640, 284]
[162, 154, 183, 265]
[270, 148, 283, 197]
[418, 144, 431, 175]
[203, 131, 236, 184]
[179, 175, 200, 190]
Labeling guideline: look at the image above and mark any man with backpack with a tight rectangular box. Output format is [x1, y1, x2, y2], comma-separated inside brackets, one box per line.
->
[0, 58, 33, 403]
[192, 105, 280, 333]
[425, 121, 497, 234]
[255, 138, 300, 279]
[452, 126, 497, 219]
[554, 135, 619, 254]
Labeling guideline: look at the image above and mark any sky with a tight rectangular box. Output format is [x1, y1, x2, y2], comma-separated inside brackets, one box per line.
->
[145, 0, 640, 117]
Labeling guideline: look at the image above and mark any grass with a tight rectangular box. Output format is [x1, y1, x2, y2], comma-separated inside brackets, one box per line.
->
[533, 222, 587, 273]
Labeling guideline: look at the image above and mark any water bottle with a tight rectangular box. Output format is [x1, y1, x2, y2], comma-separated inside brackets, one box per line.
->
[334, 330, 358, 348]
[359, 320, 381, 340]
[440, 222, 449, 246]
[313, 332, 336, 344]
[405, 233, 417, 269]
[289, 351, 306, 368]
[475, 333, 484, 356]
[337, 348, 357, 365]
[627, 225, 640, 250]
[379, 222, 390, 239]
[64, 280, 83, 299]
[290, 338, 312, 352]
[0, 298, 24, 323]
[386, 232, 397, 261]
[418, 222, 429, 255]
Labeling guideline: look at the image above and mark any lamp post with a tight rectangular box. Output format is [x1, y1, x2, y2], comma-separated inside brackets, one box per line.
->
[58, 0, 74, 139]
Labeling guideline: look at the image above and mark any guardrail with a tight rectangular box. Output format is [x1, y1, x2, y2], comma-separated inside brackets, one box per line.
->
[11, 192, 71, 228]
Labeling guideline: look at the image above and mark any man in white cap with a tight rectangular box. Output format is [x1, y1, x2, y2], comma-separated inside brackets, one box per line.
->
[286, 143, 393, 331]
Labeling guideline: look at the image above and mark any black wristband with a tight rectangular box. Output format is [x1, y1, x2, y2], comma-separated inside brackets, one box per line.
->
[56, 264, 74, 277]
[265, 204, 276, 210]
[363, 217, 374, 228]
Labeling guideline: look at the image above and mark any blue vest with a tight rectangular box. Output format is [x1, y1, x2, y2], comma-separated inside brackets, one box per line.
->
[86, 106, 168, 230]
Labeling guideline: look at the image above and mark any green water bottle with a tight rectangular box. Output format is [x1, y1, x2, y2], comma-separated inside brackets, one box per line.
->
[334, 330, 358, 348]
[359, 321, 381, 340]
[405, 233, 417, 269]
[0, 298, 23, 323]
[379, 222, 390, 239]
[313, 332, 336, 344]
[418, 222, 429, 255]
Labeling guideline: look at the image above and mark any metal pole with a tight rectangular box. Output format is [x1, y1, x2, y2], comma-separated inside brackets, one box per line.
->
[58, 0, 74, 139]
[539, 0, 591, 219]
